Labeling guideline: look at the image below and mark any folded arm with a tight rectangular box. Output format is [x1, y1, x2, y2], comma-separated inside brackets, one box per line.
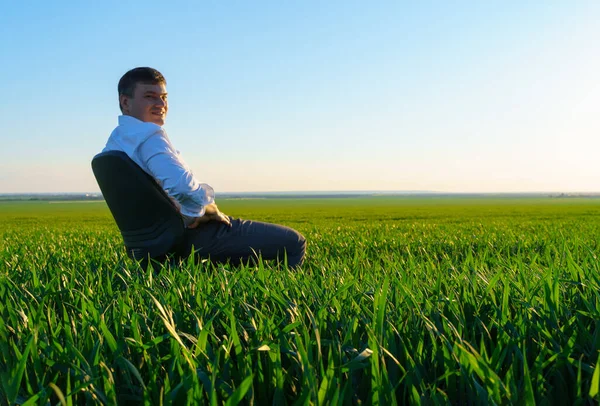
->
[137, 133, 215, 218]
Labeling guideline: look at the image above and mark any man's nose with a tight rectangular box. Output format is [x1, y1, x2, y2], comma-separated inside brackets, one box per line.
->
[156, 98, 166, 107]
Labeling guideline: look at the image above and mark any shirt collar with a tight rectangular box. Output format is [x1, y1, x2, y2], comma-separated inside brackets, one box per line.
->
[118, 115, 147, 126]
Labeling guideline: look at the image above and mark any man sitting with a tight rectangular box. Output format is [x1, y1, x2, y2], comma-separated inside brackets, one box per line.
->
[102, 67, 306, 269]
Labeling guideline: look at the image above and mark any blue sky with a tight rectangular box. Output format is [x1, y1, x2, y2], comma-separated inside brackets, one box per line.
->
[1, 1, 598, 193]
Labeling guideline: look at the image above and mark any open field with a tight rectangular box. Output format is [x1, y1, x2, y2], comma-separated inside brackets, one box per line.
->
[1, 197, 600, 404]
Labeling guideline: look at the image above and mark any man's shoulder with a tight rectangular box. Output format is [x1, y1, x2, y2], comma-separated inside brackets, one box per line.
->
[103, 119, 166, 159]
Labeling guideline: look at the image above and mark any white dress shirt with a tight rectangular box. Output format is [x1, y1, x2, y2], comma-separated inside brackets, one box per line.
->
[103, 115, 214, 224]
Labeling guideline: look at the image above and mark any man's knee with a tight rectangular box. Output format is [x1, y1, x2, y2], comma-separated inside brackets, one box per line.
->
[288, 229, 307, 267]
[297, 232, 307, 255]
[287, 227, 305, 251]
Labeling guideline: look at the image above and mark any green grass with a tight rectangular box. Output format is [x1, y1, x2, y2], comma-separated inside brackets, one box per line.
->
[1, 197, 600, 404]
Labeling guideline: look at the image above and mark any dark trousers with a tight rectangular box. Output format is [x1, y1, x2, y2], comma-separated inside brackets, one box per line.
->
[183, 217, 306, 269]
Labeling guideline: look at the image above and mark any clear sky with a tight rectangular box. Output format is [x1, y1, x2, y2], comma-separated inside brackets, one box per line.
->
[1, 1, 598, 193]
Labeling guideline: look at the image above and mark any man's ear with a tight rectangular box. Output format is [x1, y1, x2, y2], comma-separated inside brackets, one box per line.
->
[119, 94, 130, 113]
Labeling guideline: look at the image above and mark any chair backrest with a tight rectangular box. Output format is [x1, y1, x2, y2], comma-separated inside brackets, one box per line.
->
[91, 150, 185, 261]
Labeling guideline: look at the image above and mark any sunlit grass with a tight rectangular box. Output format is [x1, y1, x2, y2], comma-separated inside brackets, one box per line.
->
[1, 197, 599, 404]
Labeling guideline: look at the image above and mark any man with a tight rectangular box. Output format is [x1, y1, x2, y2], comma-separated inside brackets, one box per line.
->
[103, 67, 306, 268]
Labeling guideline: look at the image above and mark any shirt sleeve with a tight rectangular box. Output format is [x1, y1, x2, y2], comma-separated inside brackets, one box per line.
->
[136, 131, 215, 218]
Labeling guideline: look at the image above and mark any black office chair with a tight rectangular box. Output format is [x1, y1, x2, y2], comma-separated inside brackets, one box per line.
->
[91, 150, 188, 268]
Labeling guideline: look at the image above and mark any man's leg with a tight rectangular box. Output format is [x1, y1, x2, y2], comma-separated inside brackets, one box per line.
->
[183, 217, 307, 269]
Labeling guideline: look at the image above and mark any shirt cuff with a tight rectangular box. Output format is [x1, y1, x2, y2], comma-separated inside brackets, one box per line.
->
[177, 183, 215, 218]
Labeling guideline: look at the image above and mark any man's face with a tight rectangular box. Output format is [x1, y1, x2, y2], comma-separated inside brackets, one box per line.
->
[120, 82, 168, 126]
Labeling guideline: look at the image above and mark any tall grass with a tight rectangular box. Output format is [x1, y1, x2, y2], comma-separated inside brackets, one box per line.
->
[1, 198, 599, 404]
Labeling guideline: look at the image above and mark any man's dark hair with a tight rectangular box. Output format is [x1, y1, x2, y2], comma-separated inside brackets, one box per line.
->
[118, 67, 166, 112]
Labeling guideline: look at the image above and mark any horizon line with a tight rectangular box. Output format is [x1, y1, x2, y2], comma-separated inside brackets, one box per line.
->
[1, 190, 600, 196]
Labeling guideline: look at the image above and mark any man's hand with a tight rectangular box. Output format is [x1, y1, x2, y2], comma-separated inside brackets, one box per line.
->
[187, 202, 232, 229]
